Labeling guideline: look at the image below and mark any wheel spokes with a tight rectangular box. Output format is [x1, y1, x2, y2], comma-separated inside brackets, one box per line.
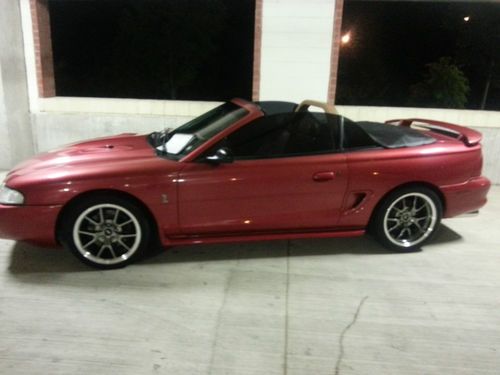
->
[396, 227, 409, 240]
[401, 198, 408, 210]
[82, 237, 97, 249]
[414, 202, 427, 213]
[392, 206, 404, 215]
[84, 216, 100, 226]
[118, 238, 132, 251]
[412, 220, 425, 234]
[117, 219, 133, 228]
[95, 244, 118, 259]
[108, 246, 117, 259]
[412, 196, 418, 210]
[387, 218, 401, 232]
[112, 208, 120, 224]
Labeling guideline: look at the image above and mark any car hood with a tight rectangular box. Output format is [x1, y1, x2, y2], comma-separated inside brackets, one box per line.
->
[6, 133, 173, 187]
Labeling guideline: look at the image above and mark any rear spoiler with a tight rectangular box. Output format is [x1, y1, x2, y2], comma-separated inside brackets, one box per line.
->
[385, 118, 482, 147]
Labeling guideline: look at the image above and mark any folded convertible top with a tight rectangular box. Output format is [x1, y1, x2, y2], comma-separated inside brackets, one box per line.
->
[357, 121, 436, 149]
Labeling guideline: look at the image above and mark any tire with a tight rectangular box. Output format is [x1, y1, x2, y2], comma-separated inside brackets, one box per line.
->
[370, 186, 442, 252]
[60, 194, 151, 269]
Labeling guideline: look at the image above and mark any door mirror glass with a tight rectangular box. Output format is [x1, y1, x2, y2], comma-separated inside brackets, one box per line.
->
[205, 147, 234, 164]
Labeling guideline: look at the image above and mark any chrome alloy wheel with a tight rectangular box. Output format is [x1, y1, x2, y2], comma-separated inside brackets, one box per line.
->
[72, 204, 142, 266]
[383, 192, 438, 248]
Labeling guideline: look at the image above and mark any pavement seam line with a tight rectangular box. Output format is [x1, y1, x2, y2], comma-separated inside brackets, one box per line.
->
[334, 295, 369, 375]
[208, 269, 232, 375]
[283, 240, 291, 375]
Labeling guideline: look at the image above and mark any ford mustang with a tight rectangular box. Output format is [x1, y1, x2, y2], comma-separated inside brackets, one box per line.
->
[0, 99, 491, 268]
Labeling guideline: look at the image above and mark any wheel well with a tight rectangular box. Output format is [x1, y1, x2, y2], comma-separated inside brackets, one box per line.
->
[368, 182, 445, 229]
[55, 189, 159, 245]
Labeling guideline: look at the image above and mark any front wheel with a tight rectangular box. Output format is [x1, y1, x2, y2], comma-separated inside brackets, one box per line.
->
[60, 195, 151, 269]
[371, 187, 442, 252]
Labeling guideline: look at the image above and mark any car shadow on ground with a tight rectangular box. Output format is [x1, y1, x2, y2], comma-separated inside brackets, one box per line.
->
[141, 224, 462, 264]
[7, 224, 462, 276]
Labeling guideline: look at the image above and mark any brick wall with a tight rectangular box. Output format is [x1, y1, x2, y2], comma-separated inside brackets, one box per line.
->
[30, 0, 55, 97]
[252, 0, 263, 101]
[328, 0, 344, 104]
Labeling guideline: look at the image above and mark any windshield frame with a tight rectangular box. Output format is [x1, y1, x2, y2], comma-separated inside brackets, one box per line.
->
[180, 99, 264, 162]
[154, 100, 254, 161]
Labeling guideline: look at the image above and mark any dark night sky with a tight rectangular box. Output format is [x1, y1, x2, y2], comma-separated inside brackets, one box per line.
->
[49, 0, 255, 101]
[337, 1, 500, 110]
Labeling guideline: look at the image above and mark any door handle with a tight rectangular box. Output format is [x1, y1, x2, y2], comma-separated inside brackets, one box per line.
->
[313, 171, 336, 182]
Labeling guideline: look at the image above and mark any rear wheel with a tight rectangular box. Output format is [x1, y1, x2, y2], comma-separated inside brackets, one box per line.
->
[60, 195, 151, 269]
[371, 187, 442, 252]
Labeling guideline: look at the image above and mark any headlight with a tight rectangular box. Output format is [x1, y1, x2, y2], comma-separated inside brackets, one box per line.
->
[0, 183, 25, 205]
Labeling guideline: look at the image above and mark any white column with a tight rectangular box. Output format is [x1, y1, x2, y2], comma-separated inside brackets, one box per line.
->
[20, 0, 40, 113]
[259, 0, 336, 103]
[0, 0, 34, 168]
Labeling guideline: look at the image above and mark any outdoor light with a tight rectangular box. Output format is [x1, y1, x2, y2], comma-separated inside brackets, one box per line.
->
[464, 16, 470, 22]
[341, 32, 351, 45]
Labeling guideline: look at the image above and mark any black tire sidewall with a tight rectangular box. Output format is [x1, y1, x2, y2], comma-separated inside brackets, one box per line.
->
[60, 194, 151, 269]
[371, 186, 443, 252]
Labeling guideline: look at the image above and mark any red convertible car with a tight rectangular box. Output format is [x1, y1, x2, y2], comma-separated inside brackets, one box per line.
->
[0, 99, 491, 268]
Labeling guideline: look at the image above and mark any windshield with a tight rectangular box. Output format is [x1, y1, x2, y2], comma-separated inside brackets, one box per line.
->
[149, 102, 249, 159]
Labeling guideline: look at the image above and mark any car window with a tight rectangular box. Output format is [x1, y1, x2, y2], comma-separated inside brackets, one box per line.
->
[215, 112, 341, 160]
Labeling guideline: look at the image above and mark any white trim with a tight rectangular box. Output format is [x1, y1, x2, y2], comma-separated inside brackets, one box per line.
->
[19, 0, 39, 113]
[39, 97, 222, 117]
[35, 97, 500, 128]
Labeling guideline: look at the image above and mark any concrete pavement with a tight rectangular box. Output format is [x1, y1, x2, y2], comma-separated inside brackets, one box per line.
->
[1, 186, 499, 374]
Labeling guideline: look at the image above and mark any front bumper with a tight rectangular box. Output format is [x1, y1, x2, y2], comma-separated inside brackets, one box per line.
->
[441, 176, 491, 218]
[0, 204, 62, 246]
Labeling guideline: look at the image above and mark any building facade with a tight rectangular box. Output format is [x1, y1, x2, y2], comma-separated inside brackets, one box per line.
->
[1, 0, 499, 183]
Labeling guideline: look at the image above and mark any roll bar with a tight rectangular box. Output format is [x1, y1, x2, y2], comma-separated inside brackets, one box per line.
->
[295, 100, 338, 115]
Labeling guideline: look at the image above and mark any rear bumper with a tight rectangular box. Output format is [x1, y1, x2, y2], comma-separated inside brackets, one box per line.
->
[441, 176, 491, 218]
[0, 204, 61, 246]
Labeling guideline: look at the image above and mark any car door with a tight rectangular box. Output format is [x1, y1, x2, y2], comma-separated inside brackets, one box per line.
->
[177, 112, 349, 235]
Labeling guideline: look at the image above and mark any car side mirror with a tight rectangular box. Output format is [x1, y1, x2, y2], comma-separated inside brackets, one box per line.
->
[205, 147, 234, 164]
